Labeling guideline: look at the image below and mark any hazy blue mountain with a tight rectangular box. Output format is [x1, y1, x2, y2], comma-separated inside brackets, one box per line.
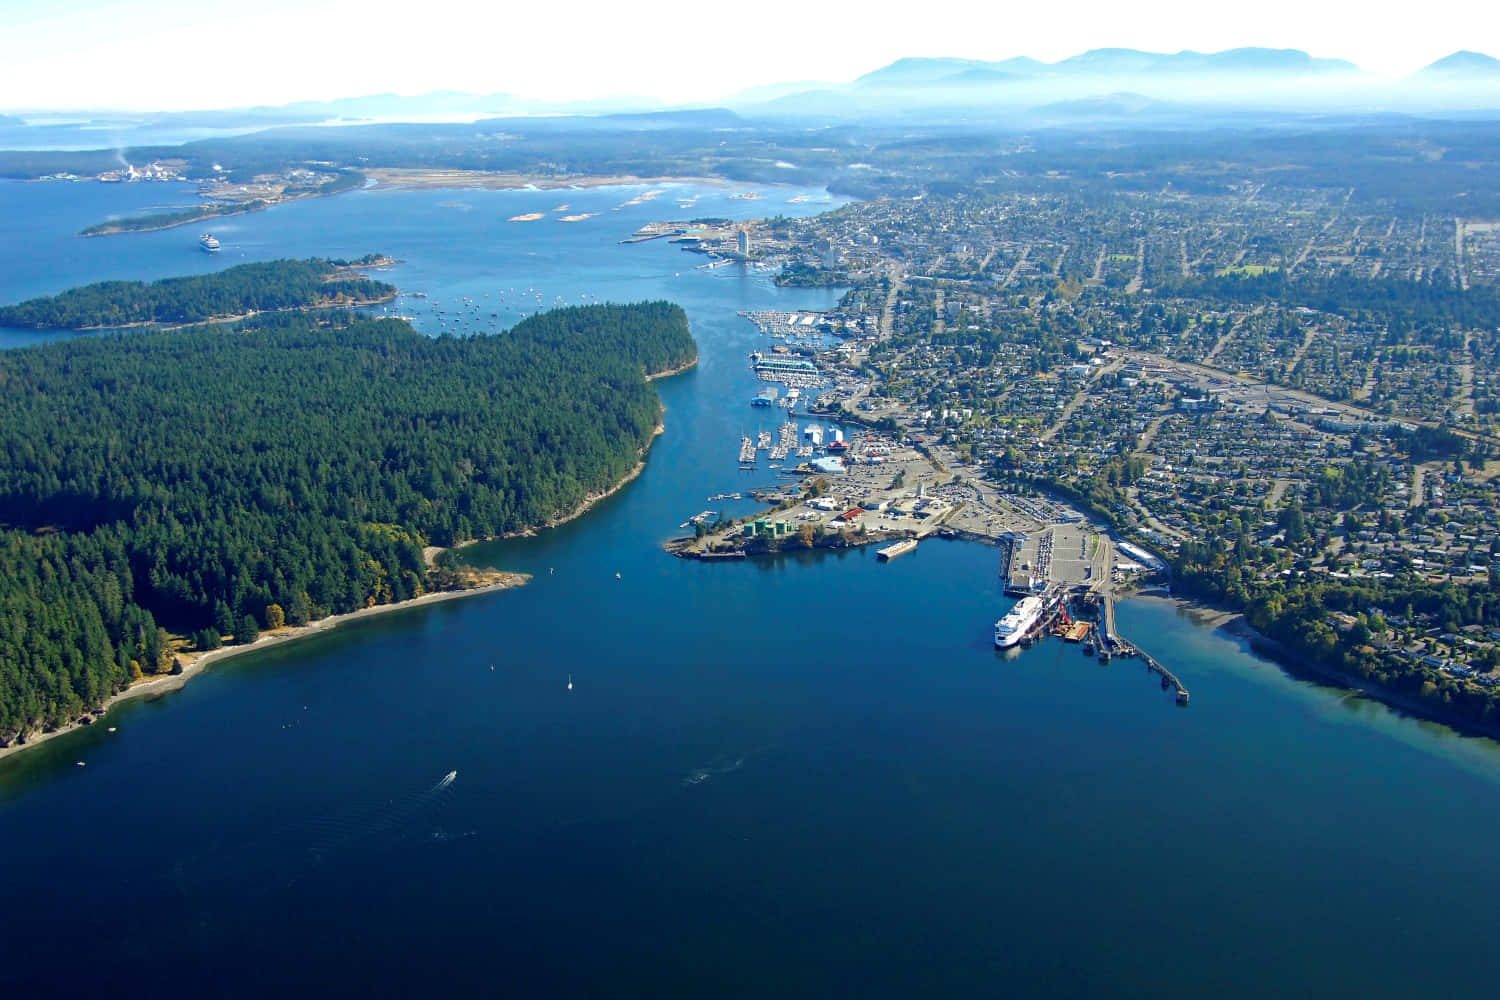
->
[1416, 51, 1500, 78]
[847, 48, 1357, 90]
[1055, 47, 1358, 76]
[720, 79, 840, 104]
[735, 47, 1381, 125]
[263, 91, 516, 120]
[852, 56, 1043, 88]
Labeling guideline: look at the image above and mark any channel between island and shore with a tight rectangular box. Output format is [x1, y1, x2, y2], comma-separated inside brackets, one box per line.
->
[0, 362, 694, 765]
[0, 565, 530, 765]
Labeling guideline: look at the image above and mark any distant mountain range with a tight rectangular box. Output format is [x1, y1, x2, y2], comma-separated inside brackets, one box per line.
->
[1416, 50, 1500, 78]
[851, 47, 1360, 90]
[726, 47, 1500, 124]
[2, 47, 1498, 148]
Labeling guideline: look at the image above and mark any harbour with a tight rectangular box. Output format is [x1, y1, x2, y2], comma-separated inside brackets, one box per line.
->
[3, 178, 1500, 998]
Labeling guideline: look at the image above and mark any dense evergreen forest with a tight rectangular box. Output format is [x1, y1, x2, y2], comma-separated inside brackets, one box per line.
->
[0, 301, 695, 741]
[0, 258, 396, 329]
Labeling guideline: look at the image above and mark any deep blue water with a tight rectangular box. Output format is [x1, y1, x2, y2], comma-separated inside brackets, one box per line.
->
[3, 180, 1500, 996]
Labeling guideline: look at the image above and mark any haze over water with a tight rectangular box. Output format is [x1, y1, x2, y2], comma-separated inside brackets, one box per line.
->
[2, 179, 1500, 996]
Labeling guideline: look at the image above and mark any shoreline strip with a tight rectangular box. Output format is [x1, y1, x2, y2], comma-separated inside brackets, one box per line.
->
[1, 362, 693, 765]
[0, 574, 528, 764]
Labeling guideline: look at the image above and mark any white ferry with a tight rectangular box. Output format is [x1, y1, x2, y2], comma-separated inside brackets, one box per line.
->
[199, 233, 220, 253]
[994, 596, 1044, 649]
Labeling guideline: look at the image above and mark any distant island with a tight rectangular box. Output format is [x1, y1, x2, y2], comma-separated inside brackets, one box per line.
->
[0, 257, 397, 329]
[0, 289, 696, 747]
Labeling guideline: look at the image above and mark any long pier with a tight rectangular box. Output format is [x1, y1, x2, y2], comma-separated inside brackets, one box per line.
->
[1100, 592, 1189, 705]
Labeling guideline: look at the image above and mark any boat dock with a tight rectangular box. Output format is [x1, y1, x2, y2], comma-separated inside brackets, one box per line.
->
[1099, 593, 1189, 705]
[876, 538, 918, 561]
[769, 421, 797, 461]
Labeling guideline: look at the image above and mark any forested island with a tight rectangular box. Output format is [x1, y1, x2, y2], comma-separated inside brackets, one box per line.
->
[0, 257, 397, 330]
[0, 299, 695, 742]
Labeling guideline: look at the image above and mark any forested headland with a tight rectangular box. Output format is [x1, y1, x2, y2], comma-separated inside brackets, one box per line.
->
[0, 299, 695, 742]
[0, 258, 396, 330]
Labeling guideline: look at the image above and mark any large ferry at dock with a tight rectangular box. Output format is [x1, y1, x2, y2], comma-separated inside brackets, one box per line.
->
[994, 596, 1044, 648]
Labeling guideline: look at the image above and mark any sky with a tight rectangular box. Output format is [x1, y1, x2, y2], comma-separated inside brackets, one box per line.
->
[3, 0, 1497, 111]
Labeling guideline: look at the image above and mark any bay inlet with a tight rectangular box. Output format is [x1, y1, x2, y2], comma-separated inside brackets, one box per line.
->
[2, 179, 1499, 997]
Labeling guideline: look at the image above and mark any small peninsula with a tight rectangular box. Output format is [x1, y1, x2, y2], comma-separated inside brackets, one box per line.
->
[77, 169, 366, 237]
[0, 284, 696, 746]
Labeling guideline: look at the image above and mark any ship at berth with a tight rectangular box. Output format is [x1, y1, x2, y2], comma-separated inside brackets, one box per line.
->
[199, 233, 221, 253]
[994, 596, 1044, 648]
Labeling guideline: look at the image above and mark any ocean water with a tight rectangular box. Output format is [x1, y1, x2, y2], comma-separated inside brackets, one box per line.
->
[2, 180, 1500, 996]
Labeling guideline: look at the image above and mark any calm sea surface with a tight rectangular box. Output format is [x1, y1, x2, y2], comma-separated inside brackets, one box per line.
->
[3, 179, 1500, 996]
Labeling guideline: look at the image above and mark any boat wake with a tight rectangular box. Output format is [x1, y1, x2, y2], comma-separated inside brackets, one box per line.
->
[170, 769, 463, 901]
[682, 754, 749, 788]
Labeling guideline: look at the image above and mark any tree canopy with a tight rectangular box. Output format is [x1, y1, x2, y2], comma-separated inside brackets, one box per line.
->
[0, 257, 396, 330]
[0, 299, 695, 740]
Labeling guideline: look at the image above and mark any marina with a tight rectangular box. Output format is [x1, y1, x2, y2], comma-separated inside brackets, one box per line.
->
[679, 510, 718, 529]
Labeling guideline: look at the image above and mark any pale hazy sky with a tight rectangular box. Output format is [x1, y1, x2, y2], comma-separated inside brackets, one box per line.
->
[3, 0, 1496, 111]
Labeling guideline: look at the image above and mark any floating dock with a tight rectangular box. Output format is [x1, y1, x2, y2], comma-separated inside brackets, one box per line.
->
[876, 538, 918, 561]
